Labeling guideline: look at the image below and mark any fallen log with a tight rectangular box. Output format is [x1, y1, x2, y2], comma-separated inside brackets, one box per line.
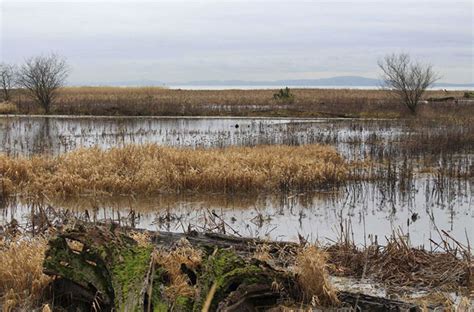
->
[43, 224, 153, 311]
[426, 96, 456, 102]
[43, 225, 426, 311]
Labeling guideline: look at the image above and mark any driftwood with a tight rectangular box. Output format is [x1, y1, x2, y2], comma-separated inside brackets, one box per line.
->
[43, 225, 425, 311]
[426, 96, 456, 102]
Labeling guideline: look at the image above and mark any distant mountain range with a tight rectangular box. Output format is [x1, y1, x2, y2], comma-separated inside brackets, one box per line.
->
[75, 76, 474, 88]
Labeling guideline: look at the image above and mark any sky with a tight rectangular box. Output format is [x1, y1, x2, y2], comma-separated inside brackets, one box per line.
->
[1, 0, 473, 84]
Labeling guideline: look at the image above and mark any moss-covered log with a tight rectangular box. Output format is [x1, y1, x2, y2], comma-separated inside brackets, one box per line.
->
[43, 224, 153, 311]
[43, 225, 424, 311]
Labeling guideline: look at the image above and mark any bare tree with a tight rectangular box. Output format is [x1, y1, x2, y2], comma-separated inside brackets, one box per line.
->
[378, 53, 439, 113]
[0, 63, 17, 101]
[17, 54, 69, 114]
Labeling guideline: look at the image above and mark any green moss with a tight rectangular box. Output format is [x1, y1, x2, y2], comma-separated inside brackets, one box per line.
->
[153, 302, 168, 312]
[149, 267, 167, 311]
[111, 244, 153, 310]
[43, 236, 115, 304]
[174, 296, 193, 311]
[193, 249, 266, 311]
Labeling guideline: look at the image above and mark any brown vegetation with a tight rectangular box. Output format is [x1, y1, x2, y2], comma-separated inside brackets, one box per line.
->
[8, 87, 471, 118]
[1, 219, 471, 311]
[0, 101, 17, 114]
[295, 245, 339, 306]
[0, 144, 348, 199]
[153, 239, 203, 301]
[0, 235, 51, 311]
[326, 232, 472, 293]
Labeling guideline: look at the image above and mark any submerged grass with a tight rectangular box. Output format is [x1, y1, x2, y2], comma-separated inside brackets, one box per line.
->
[0, 144, 348, 198]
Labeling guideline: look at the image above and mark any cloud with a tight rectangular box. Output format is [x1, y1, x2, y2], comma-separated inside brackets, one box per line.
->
[2, 0, 472, 83]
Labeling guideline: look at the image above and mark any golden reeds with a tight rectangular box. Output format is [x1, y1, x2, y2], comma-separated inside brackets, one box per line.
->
[0, 144, 348, 198]
[0, 101, 17, 114]
[153, 238, 203, 301]
[295, 245, 340, 307]
[0, 236, 51, 310]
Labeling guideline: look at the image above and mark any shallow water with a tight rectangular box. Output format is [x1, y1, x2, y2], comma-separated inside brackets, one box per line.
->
[0, 115, 472, 246]
[0, 115, 406, 158]
[2, 176, 471, 246]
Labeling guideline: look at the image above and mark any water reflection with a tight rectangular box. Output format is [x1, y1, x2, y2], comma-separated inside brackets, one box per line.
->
[2, 177, 471, 246]
[0, 116, 403, 158]
[0, 116, 471, 245]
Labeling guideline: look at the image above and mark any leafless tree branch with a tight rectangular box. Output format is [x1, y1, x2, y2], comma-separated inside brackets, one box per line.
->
[17, 54, 69, 114]
[378, 53, 440, 114]
[0, 63, 17, 101]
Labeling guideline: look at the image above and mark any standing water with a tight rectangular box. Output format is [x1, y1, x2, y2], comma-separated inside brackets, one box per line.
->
[0, 115, 472, 246]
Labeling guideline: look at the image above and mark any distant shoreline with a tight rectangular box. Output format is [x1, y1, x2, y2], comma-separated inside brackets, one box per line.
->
[2, 88, 472, 119]
[167, 85, 473, 91]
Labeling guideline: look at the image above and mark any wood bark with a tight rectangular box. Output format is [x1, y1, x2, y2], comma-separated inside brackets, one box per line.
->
[43, 226, 425, 311]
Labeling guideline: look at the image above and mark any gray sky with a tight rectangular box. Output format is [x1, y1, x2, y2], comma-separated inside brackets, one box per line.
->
[1, 0, 473, 84]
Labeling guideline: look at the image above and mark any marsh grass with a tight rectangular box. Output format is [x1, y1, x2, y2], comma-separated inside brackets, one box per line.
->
[0, 144, 348, 198]
[0, 101, 18, 114]
[295, 245, 340, 306]
[9, 87, 470, 118]
[325, 232, 472, 292]
[1, 212, 471, 311]
[0, 236, 51, 311]
[153, 239, 203, 301]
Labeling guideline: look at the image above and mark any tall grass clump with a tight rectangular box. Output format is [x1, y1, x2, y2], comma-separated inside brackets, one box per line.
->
[0, 236, 51, 310]
[0, 144, 348, 198]
[295, 245, 339, 306]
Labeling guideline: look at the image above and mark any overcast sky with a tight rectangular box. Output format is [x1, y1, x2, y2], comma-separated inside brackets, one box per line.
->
[1, 0, 472, 84]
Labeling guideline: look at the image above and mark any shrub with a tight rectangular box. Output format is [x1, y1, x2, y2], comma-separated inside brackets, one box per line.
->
[463, 91, 474, 98]
[273, 87, 294, 104]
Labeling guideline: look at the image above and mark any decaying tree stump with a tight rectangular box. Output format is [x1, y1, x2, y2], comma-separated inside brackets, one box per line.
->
[43, 225, 424, 311]
[43, 224, 153, 311]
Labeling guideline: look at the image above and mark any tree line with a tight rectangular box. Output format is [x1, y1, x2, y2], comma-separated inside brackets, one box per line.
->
[1, 53, 439, 114]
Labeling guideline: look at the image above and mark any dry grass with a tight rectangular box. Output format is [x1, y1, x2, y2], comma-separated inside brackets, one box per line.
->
[0, 144, 348, 198]
[10, 87, 471, 118]
[0, 236, 52, 311]
[295, 245, 340, 307]
[0, 101, 18, 114]
[326, 234, 472, 292]
[153, 238, 203, 300]
[253, 244, 273, 262]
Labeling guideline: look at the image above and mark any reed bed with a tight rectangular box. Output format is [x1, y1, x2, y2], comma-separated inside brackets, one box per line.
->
[0, 144, 348, 198]
[0, 235, 51, 311]
[325, 234, 472, 292]
[9, 87, 470, 118]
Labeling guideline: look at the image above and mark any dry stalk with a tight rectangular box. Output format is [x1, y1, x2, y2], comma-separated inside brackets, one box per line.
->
[295, 245, 339, 307]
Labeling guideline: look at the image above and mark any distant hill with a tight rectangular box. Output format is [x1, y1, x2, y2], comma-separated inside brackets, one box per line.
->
[74, 76, 474, 88]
